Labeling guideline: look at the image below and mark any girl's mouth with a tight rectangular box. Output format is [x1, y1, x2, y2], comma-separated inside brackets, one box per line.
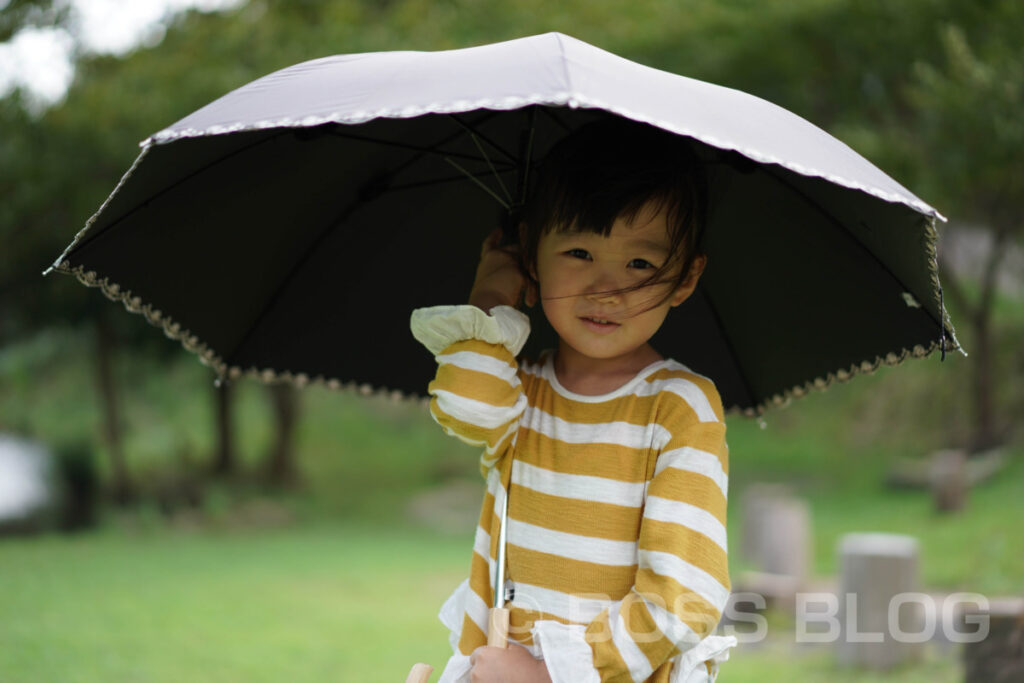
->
[580, 316, 620, 333]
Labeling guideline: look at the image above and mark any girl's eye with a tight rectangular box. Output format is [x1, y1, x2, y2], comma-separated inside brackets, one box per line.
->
[565, 248, 591, 260]
[628, 258, 656, 269]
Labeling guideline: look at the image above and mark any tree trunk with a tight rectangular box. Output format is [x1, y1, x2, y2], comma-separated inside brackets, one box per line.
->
[211, 380, 236, 476]
[969, 223, 1011, 451]
[941, 223, 1011, 452]
[265, 382, 300, 487]
[95, 310, 133, 503]
[969, 310, 997, 451]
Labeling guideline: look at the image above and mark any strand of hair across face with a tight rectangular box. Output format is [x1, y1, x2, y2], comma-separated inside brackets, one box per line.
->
[537, 279, 676, 302]
[536, 281, 679, 320]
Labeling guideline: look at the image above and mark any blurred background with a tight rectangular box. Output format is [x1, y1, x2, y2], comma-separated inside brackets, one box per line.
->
[1, 0, 1021, 681]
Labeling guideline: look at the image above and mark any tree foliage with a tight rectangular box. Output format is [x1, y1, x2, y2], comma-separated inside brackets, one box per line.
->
[2, 0, 1021, 450]
[0, 0, 64, 42]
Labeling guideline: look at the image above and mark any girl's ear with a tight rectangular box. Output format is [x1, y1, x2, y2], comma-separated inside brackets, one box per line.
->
[524, 279, 538, 308]
[670, 254, 707, 307]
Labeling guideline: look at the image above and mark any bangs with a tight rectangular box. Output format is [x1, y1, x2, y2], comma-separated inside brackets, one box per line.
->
[523, 118, 708, 288]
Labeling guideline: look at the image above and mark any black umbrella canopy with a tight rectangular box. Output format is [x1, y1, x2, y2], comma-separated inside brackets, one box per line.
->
[50, 33, 959, 415]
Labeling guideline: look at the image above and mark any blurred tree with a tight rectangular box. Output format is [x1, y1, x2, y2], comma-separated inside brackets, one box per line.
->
[94, 307, 132, 501]
[211, 380, 236, 476]
[4, 0, 708, 491]
[3, 0, 1020, 499]
[1, 13, 141, 502]
[264, 382, 299, 487]
[909, 20, 1023, 450]
[636, 0, 1023, 451]
[0, 0, 65, 42]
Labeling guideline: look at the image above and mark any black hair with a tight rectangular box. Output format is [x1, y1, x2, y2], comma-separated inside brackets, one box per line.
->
[521, 117, 708, 304]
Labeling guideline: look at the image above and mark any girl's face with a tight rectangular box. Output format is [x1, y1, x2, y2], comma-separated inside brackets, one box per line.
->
[534, 201, 705, 368]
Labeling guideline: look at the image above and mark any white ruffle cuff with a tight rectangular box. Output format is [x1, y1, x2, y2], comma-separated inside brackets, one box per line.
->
[532, 619, 736, 683]
[435, 581, 737, 683]
[532, 621, 600, 683]
[671, 634, 737, 682]
[410, 305, 531, 357]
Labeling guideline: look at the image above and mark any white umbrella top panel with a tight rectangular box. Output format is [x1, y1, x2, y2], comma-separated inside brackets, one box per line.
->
[148, 32, 941, 221]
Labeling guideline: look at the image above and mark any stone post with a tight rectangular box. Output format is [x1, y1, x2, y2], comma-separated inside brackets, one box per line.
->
[741, 484, 812, 582]
[963, 598, 1024, 683]
[837, 533, 923, 670]
[930, 449, 968, 512]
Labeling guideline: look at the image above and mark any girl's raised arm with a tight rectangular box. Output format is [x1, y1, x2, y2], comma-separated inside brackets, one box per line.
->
[411, 304, 530, 475]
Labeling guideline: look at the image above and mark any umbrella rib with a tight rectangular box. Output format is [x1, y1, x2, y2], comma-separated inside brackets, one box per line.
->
[225, 117, 524, 366]
[694, 286, 759, 411]
[324, 109, 512, 185]
[62, 130, 293, 260]
[221, 193, 369, 371]
[516, 107, 537, 208]
[465, 129, 513, 204]
[444, 157, 511, 210]
[325, 129, 512, 167]
[445, 114, 517, 214]
[447, 114, 517, 163]
[763, 166, 946, 335]
[386, 172, 517, 192]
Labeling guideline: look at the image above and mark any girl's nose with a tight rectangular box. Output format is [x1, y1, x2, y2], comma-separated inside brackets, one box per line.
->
[587, 289, 620, 304]
[585, 271, 623, 303]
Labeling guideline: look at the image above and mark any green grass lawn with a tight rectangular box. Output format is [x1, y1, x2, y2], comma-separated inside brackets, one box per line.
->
[0, 517, 970, 683]
[0, 522, 469, 683]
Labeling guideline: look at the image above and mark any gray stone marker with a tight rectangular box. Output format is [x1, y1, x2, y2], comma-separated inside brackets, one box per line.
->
[930, 449, 968, 512]
[741, 484, 812, 583]
[963, 598, 1024, 683]
[837, 533, 923, 670]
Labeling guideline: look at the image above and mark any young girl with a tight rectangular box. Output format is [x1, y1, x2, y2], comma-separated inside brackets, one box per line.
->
[411, 119, 735, 683]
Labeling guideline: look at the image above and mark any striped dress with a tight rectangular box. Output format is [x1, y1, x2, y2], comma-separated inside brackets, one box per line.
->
[412, 305, 734, 683]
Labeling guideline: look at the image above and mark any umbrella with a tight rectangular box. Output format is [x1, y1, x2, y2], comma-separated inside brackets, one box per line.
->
[48, 32, 959, 415]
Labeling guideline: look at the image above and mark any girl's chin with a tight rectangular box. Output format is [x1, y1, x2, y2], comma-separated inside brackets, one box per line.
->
[559, 338, 641, 363]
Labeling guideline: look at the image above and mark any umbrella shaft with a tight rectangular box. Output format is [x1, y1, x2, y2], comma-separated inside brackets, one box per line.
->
[494, 491, 509, 608]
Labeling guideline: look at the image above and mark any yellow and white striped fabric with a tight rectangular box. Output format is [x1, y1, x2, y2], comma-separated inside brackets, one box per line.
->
[413, 306, 733, 683]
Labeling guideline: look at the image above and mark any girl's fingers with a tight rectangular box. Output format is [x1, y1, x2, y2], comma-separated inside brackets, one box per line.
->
[481, 228, 502, 255]
[471, 227, 531, 310]
[482, 228, 524, 259]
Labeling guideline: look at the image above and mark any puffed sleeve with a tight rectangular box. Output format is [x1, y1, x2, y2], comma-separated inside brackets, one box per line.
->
[411, 304, 531, 474]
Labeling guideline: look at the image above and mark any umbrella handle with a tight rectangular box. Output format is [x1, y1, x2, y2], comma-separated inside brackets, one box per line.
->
[487, 606, 510, 647]
[405, 663, 433, 683]
[403, 609, 504, 683]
